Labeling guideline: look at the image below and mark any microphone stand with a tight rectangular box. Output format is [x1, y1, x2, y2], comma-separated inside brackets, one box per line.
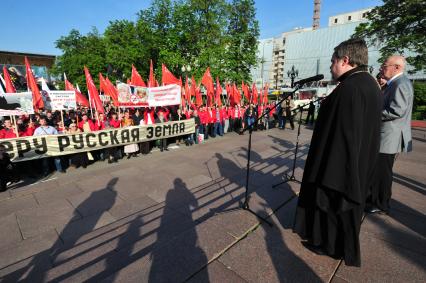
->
[272, 96, 326, 188]
[240, 85, 301, 227]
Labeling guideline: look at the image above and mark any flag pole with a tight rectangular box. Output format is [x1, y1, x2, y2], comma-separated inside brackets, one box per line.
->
[12, 115, 19, 137]
[87, 89, 94, 119]
[60, 110, 65, 132]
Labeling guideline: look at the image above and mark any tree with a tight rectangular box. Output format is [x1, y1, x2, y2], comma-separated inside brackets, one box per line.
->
[224, 0, 259, 83]
[353, 0, 426, 73]
[104, 20, 147, 81]
[51, 28, 106, 93]
[52, 0, 261, 91]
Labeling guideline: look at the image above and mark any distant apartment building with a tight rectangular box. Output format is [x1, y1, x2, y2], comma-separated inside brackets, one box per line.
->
[328, 8, 372, 27]
[269, 27, 312, 89]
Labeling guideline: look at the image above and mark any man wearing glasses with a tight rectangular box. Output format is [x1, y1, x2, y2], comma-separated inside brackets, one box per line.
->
[367, 55, 414, 214]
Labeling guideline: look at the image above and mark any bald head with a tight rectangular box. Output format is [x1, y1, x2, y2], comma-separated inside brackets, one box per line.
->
[387, 55, 406, 70]
[381, 55, 406, 80]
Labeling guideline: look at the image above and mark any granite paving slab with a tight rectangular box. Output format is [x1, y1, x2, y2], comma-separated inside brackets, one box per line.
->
[0, 214, 22, 249]
[335, 231, 426, 282]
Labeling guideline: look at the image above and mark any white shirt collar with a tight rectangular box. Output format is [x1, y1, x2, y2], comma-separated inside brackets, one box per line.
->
[386, 72, 403, 86]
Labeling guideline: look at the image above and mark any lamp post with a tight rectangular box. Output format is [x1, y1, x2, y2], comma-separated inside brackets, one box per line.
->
[181, 65, 191, 77]
[287, 65, 299, 88]
[260, 39, 272, 89]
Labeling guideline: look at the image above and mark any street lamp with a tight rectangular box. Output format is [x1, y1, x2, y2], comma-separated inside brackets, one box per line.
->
[260, 39, 272, 88]
[287, 65, 299, 88]
[181, 65, 191, 76]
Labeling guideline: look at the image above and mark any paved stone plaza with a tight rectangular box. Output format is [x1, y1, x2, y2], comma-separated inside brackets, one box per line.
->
[0, 126, 424, 282]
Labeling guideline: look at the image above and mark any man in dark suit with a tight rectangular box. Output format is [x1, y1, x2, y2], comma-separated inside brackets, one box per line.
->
[367, 55, 414, 213]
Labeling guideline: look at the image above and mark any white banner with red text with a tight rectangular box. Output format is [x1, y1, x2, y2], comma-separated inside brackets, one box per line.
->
[117, 83, 181, 108]
[1, 119, 195, 162]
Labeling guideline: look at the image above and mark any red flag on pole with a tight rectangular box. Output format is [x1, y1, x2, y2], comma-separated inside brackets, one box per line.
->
[263, 84, 269, 104]
[201, 67, 214, 106]
[161, 64, 180, 85]
[190, 76, 196, 99]
[252, 83, 258, 104]
[148, 60, 157, 87]
[105, 77, 120, 107]
[185, 76, 191, 102]
[65, 78, 90, 107]
[84, 66, 104, 113]
[131, 65, 146, 87]
[215, 77, 222, 106]
[25, 57, 44, 109]
[2, 67, 16, 93]
[242, 81, 250, 102]
[232, 84, 241, 106]
[99, 73, 108, 94]
[192, 77, 202, 107]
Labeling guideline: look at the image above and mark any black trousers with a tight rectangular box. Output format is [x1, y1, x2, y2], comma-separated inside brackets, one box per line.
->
[368, 153, 396, 211]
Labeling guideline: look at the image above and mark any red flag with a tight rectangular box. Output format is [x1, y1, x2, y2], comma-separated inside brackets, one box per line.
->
[263, 84, 269, 104]
[105, 77, 120, 107]
[65, 78, 90, 107]
[161, 64, 180, 85]
[215, 77, 222, 106]
[148, 60, 156, 87]
[252, 83, 258, 104]
[242, 81, 250, 102]
[201, 67, 214, 106]
[192, 77, 203, 107]
[25, 57, 44, 109]
[84, 66, 104, 113]
[185, 76, 191, 102]
[232, 84, 241, 106]
[99, 73, 108, 94]
[191, 76, 197, 99]
[131, 65, 146, 87]
[2, 67, 16, 93]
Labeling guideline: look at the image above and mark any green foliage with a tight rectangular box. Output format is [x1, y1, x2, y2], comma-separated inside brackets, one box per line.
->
[51, 28, 106, 93]
[413, 81, 426, 120]
[51, 0, 260, 90]
[353, 0, 426, 73]
[224, 0, 259, 83]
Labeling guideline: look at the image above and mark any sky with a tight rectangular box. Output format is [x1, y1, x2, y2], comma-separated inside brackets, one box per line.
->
[1, 0, 382, 55]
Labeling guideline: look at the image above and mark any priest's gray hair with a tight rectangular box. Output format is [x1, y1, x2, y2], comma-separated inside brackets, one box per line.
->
[333, 38, 368, 68]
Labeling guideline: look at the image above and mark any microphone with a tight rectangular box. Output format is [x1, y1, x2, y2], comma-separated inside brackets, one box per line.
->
[293, 74, 324, 86]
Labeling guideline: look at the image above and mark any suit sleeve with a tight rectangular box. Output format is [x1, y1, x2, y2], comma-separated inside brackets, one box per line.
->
[382, 82, 411, 121]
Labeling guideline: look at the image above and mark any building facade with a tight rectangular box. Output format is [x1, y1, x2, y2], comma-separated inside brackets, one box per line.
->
[252, 7, 425, 88]
[269, 28, 312, 89]
[251, 38, 274, 90]
[0, 50, 56, 82]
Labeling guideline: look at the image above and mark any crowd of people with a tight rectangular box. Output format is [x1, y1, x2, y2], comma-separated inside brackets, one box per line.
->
[0, 97, 316, 191]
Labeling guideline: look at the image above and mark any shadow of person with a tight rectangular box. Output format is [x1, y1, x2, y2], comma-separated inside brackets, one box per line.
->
[262, 217, 323, 282]
[1, 178, 119, 282]
[268, 134, 295, 150]
[148, 178, 209, 282]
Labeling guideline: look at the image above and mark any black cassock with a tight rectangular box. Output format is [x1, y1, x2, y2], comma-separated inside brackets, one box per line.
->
[293, 67, 382, 266]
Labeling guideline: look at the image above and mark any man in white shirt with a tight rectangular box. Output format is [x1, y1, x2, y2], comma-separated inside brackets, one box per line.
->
[34, 117, 64, 175]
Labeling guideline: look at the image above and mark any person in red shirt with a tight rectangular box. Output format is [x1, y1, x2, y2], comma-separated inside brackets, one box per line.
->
[96, 113, 107, 131]
[77, 114, 96, 132]
[109, 112, 121, 128]
[0, 118, 17, 139]
[143, 107, 155, 125]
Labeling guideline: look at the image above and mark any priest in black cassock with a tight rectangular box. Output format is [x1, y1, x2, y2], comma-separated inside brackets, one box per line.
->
[293, 38, 382, 266]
